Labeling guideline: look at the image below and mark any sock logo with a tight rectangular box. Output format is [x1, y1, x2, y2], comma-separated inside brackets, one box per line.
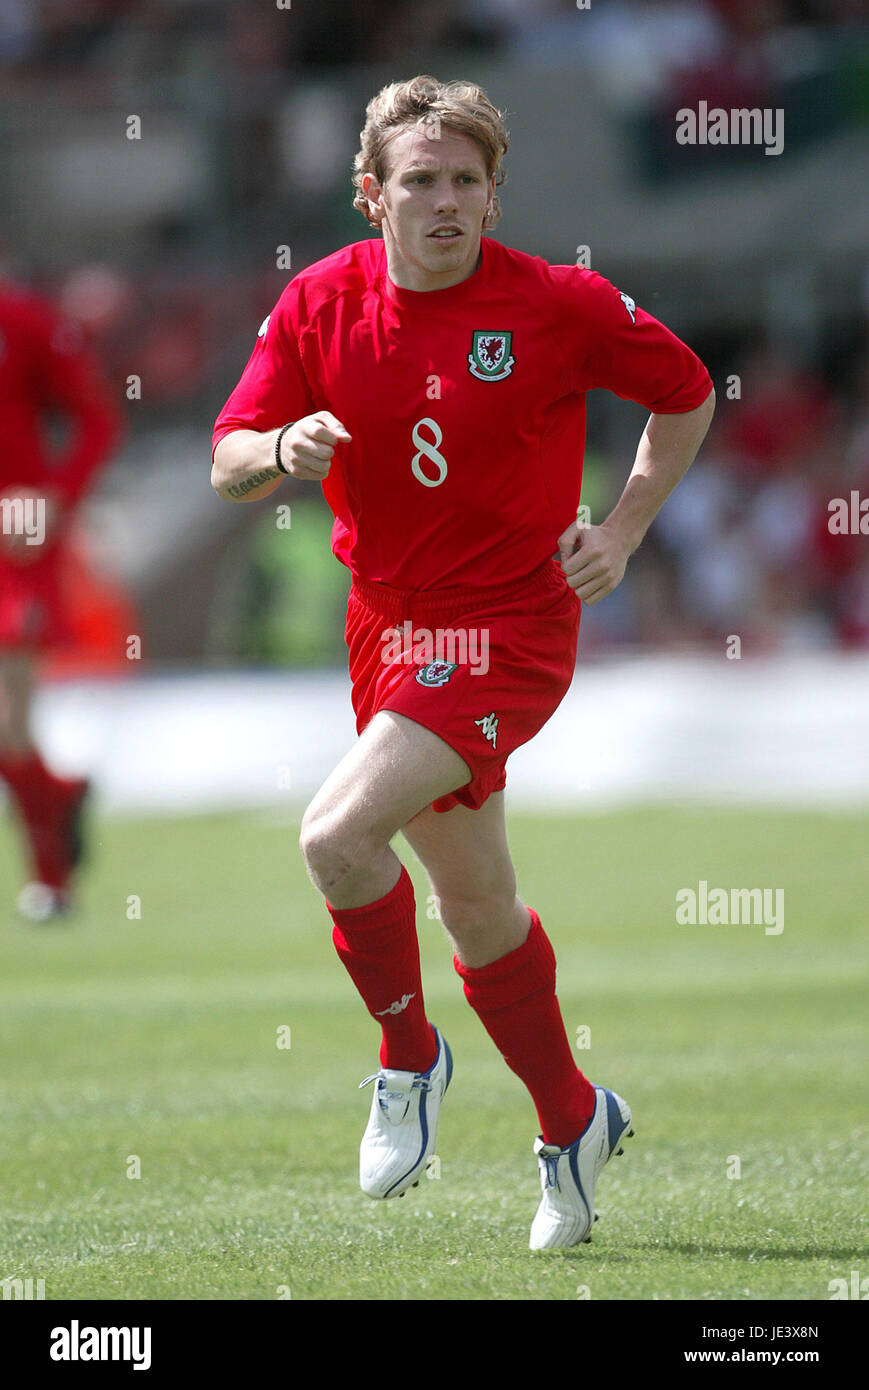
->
[375, 992, 416, 1016]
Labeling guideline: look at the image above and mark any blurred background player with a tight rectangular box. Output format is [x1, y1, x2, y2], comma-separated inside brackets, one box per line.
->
[0, 273, 122, 921]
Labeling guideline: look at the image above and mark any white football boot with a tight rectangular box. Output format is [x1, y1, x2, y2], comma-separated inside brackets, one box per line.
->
[530, 1084, 634, 1250]
[358, 1025, 452, 1199]
[16, 882, 71, 923]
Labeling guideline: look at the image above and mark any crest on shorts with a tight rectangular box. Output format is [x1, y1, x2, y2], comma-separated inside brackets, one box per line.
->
[415, 660, 457, 687]
[468, 331, 515, 381]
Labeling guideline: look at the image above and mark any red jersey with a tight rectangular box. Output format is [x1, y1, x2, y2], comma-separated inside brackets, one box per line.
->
[0, 282, 121, 508]
[213, 237, 712, 590]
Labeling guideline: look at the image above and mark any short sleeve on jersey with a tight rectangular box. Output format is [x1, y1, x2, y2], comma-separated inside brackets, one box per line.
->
[212, 283, 316, 456]
[553, 266, 713, 414]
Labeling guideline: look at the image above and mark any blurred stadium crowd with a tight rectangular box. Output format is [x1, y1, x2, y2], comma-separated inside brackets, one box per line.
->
[1, 0, 868, 664]
[3, 1, 867, 73]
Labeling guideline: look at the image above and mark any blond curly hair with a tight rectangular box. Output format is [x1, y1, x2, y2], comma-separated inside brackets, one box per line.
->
[352, 75, 509, 229]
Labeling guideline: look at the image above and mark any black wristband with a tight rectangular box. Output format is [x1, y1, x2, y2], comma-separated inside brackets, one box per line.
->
[275, 422, 294, 474]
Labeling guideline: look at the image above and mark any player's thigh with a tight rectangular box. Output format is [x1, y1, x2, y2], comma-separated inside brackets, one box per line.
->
[301, 709, 471, 851]
[0, 650, 36, 743]
[401, 791, 517, 906]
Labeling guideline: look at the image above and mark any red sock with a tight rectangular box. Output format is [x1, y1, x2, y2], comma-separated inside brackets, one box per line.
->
[454, 909, 595, 1147]
[328, 865, 437, 1073]
[0, 750, 73, 887]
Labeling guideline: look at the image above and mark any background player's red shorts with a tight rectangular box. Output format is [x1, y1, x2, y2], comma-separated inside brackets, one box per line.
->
[0, 550, 68, 650]
[345, 558, 581, 813]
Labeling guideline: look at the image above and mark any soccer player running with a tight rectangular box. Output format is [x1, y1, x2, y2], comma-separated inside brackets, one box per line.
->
[0, 275, 122, 922]
[212, 76, 714, 1248]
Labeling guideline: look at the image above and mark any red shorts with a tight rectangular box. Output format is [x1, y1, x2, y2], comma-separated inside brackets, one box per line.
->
[0, 549, 68, 650]
[345, 558, 581, 813]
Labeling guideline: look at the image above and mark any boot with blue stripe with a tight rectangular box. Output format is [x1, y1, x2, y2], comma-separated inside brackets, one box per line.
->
[530, 1085, 634, 1249]
[358, 1025, 452, 1200]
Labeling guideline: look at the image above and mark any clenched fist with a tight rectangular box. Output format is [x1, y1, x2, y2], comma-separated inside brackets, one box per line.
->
[557, 519, 631, 605]
[277, 411, 352, 481]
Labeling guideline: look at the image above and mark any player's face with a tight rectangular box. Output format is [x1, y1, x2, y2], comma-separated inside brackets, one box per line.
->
[364, 126, 494, 292]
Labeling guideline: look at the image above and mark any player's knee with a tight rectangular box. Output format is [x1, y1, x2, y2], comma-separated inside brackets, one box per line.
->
[299, 807, 379, 898]
[0, 708, 24, 752]
[437, 887, 517, 938]
[299, 810, 340, 888]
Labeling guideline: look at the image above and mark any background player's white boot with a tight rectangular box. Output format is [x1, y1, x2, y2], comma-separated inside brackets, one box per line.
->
[358, 1025, 452, 1199]
[530, 1085, 633, 1249]
[16, 881, 70, 922]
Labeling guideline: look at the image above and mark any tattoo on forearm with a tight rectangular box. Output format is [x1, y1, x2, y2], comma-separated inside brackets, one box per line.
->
[226, 467, 280, 499]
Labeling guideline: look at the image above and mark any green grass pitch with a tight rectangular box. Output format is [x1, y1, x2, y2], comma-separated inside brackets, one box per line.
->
[0, 804, 866, 1301]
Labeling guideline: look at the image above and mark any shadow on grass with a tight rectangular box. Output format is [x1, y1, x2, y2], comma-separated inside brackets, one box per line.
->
[548, 1239, 868, 1263]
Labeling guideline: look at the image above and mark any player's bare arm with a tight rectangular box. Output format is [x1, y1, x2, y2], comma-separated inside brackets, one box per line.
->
[558, 386, 716, 604]
[211, 411, 352, 502]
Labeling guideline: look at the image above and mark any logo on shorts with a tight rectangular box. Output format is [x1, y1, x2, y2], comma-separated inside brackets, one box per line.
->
[468, 331, 515, 381]
[415, 660, 457, 687]
[474, 712, 499, 748]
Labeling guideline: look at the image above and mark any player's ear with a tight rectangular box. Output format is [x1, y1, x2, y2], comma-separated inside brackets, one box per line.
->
[361, 171, 385, 226]
[482, 174, 497, 229]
